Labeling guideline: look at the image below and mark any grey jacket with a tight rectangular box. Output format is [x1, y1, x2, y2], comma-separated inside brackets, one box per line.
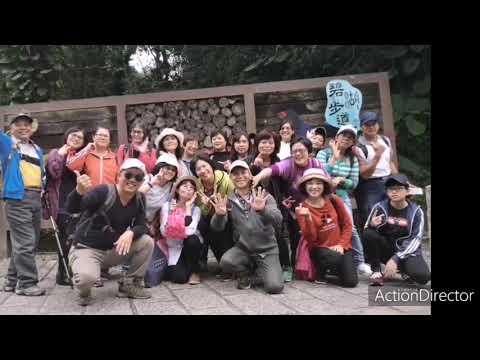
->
[210, 193, 282, 255]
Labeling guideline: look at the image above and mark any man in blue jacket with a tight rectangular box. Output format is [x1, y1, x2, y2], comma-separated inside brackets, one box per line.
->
[0, 112, 46, 296]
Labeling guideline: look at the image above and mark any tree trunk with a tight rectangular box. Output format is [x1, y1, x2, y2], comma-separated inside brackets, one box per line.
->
[126, 111, 137, 122]
[175, 101, 184, 112]
[232, 103, 245, 116]
[155, 117, 166, 128]
[187, 99, 198, 109]
[154, 105, 165, 116]
[203, 123, 216, 136]
[219, 97, 229, 108]
[198, 100, 209, 112]
[142, 111, 157, 124]
[134, 105, 146, 115]
[221, 107, 232, 117]
[227, 116, 237, 127]
[213, 114, 226, 128]
[208, 104, 220, 116]
[191, 109, 201, 121]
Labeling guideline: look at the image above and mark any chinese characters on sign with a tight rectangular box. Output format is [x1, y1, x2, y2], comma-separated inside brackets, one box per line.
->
[325, 80, 363, 129]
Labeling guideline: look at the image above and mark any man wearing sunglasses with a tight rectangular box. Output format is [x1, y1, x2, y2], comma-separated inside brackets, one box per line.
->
[66, 158, 154, 306]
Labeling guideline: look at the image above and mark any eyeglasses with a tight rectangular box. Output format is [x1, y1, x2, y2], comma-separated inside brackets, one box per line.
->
[95, 133, 110, 138]
[131, 130, 144, 135]
[70, 133, 84, 140]
[387, 186, 406, 192]
[292, 148, 307, 154]
[123, 172, 145, 182]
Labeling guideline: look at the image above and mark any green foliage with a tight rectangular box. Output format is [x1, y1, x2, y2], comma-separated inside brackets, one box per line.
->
[0, 45, 430, 187]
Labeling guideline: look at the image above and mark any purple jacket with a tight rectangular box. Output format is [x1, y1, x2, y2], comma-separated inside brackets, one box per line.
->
[44, 149, 73, 220]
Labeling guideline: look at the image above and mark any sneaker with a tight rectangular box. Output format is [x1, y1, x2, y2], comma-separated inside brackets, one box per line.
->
[76, 289, 93, 307]
[237, 273, 251, 290]
[188, 273, 201, 285]
[15, 285, 46, 296]
[314, 276, 328, 285]
[2, 281, 16, 292]
[283, 267, 293, 283]
[216, 272, 232, 282]
[117, 282, 151, 299]
[357, 263, 373, 276]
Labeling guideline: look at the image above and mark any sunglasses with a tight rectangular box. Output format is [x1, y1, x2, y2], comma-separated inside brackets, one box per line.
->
[123, 172, 145, 182]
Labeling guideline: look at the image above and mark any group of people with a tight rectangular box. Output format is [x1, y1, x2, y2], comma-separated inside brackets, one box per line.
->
[0, 109, 430, 306]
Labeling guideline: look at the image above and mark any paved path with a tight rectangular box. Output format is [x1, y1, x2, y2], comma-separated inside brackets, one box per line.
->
[0, 254, 431, 315]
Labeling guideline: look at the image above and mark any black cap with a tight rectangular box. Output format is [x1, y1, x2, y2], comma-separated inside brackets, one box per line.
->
[385, 173, 410, 188]
[10, 113, 34, 125]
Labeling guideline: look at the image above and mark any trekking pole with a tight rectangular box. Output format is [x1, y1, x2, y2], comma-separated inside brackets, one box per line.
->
[42, 193, 74, 289]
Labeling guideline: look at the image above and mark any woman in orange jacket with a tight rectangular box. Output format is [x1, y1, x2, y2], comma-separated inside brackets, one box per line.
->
[67, 126, 119, 188]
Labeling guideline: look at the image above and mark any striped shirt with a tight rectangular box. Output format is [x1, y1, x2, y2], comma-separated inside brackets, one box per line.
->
[317, 148, 359, 200]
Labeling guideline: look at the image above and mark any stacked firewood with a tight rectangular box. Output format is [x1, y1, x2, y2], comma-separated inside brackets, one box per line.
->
[126, 96, 247, 147]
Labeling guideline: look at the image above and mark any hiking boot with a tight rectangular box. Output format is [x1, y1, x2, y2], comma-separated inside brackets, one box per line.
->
[117, 282, 151, 299]
[76, 289, 93, 306]
[2, 281, 16, 292]
[15, 285, 46, 296]
[93, 278, 104, 287]
[56, 271, 72, 286]
[282, 266, 293, 283]
[236, 272, 251, 290]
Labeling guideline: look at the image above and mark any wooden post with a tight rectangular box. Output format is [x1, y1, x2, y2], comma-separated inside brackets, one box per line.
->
[116, 103, 128, 145]
[426, 185, 431, 251]
[243, 92, 256, 134]
[378, 73, 398, 167]
[0, 201, 9, 259]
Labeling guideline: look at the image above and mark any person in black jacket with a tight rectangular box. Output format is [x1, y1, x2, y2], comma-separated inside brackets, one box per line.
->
[66, 158, 154, 306]
[363, 174, 430, 286]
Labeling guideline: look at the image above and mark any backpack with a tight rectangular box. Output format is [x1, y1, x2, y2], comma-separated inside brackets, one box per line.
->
[72, 184, 145, 244]
[357, 135, 391, 159]
[163, 201, 187, 240]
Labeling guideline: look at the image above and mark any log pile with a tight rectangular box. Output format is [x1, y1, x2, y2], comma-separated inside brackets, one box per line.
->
[126, 96, 246, 147]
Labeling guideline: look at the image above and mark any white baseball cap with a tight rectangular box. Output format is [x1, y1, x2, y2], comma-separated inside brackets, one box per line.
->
[229, 160, 251, 174]
[337, 124, 357, 138]
[155, 152, 179, 169]
[119, 158, 147, 175]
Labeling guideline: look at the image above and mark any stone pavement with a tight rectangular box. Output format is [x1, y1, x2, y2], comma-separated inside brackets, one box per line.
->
[0, 253, 431, 315]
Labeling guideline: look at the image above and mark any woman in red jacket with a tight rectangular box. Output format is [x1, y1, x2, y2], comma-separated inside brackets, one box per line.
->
[295, 168, 358, 287]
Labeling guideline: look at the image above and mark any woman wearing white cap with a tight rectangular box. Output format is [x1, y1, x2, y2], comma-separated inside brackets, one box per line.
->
[317, 125, 372, 276]
[295, 168, 358, 287]
[154, 128, 189, 178]
[138, 153, 179, 223]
